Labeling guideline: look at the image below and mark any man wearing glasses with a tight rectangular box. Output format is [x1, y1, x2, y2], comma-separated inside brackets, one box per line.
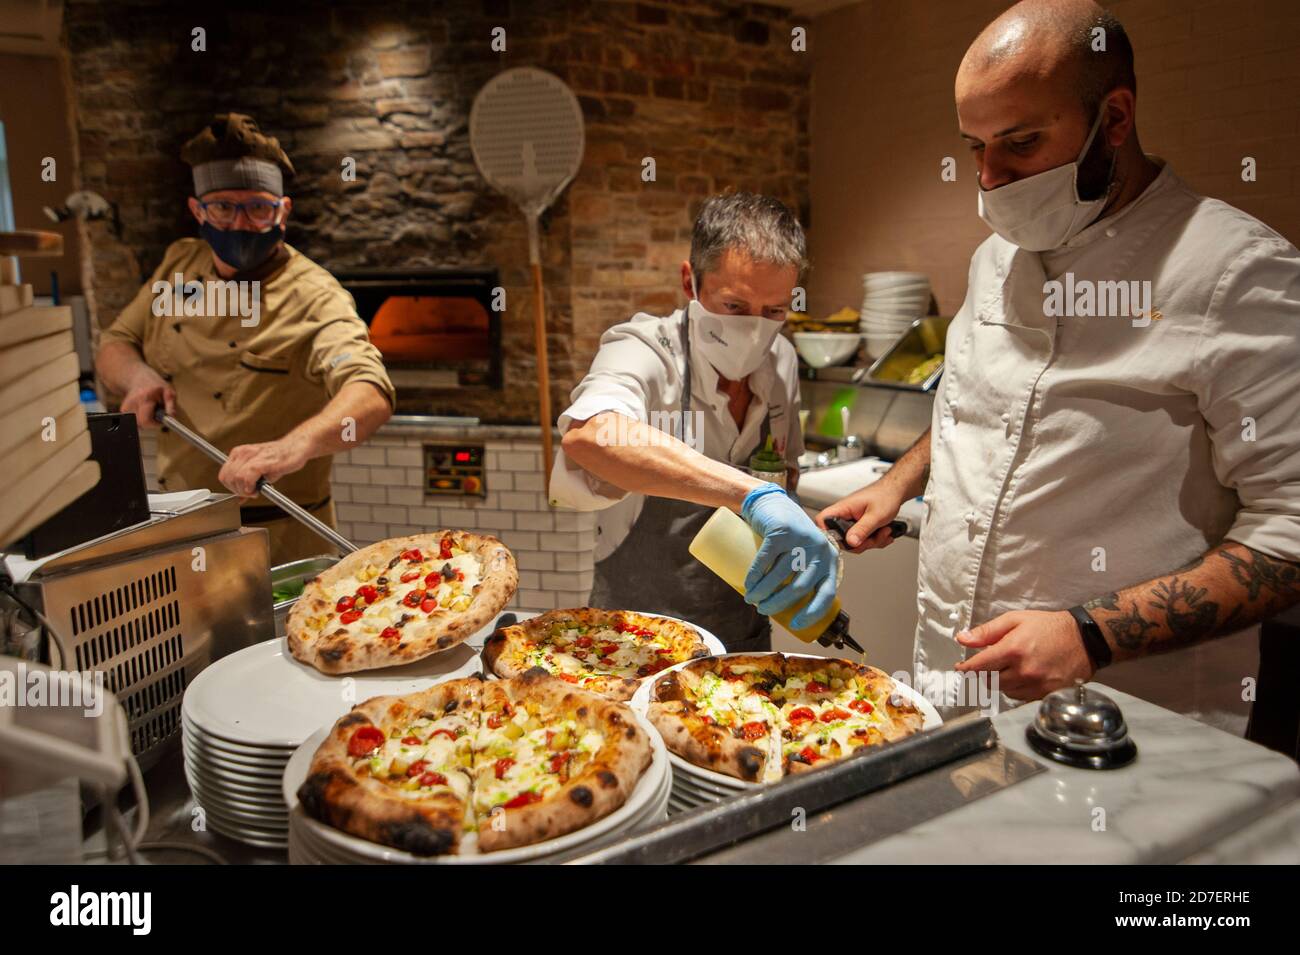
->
[96, 113, 395, 562]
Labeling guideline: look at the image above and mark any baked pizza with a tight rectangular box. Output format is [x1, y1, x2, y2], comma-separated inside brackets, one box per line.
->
[647, 653, 924, 784]
[297, 670, 652, 855]
[482, 608, 711, 700]
[287, 532, 517, 674]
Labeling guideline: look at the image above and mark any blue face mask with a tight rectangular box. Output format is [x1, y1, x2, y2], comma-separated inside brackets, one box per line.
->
[199, 221, 284, 272]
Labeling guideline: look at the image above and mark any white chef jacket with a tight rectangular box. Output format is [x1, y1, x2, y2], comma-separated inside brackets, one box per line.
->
[549, 308, 805, 562]
[917, 160, 1300, 680]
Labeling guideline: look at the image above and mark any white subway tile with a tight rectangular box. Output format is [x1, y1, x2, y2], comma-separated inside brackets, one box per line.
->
[468, 510, 514, 531]
[405, 467, 425, 485]
[371, 469, 404, 487]
[334, 465, 370, 484]
[515, 551, 554, 572]
[387, 487, 423, 506]
[488, 471, 513, 492]
[516, 570, 540, 591]
[389, 525, 425, 537]
[353, 485, 387, 504]
[499, 530, 539, 551]
[336, 503, 371, 523]
[553, 552, 581, 572]
[351, 447, 387, 466]
[513, 472, 543, 492]
[541, 570, 592, 592]
[386, 447, 422, 467]
[497, 451, 538, 472]
[555, 589, 592, 606]
[333, 483, 352, 503]
[515, 512, 555, 532]
[353, 523, 386, 542]
[552, 511, 594, 531]
[371, 505, 408, 524]
[407, 506, 441, 525]
[516, 590, 557, 610]
[499, 491, 542, 512]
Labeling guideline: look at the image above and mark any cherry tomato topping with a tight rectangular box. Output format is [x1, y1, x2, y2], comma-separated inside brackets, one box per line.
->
[406, 760, 429, 777]
[347, 725, 385, 757]
[486, 713, 504, 729]
[800, 746, 820, 763]
[430, 728, 457, 741]
[557, 673, 578, 683]
[741, 721, 767, 741]
[849, 699, 874, 714]
[820, 708, 852, 722]
[504, 790, 542, 809]
[339, 609, 362, 624]
[401, 735, 420, 745]
[787, 707, 816, 724]
[439, 537, 454, 560]
[335, 595, 354, 612]
[419, 771, 447, 787]
[494, 757, 515, 779]
[550, 752, 571, 774]
[421, 597, 438, 613]
[381, 627, 400, 640]
[400, 570, 421, 583]
[575, 636, 593, 648]
[357, 585, 378, 603]
[806, 681, 831, 694]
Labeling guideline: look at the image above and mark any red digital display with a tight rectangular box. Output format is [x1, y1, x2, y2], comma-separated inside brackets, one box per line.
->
[454, 451, 470, 463]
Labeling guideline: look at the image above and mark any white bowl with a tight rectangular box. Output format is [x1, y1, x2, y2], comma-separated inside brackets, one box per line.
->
[793, 332, 861, 368]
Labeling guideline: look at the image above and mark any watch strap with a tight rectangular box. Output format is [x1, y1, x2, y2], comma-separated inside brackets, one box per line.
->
[1068, 605, 1112, 669]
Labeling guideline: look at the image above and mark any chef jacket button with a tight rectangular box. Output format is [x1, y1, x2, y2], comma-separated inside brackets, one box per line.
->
[949, 610, 959, 622]
[1106, 227, 1117, 238]
[1000, 412, 1010, 424]
[964, 511, 975, 523]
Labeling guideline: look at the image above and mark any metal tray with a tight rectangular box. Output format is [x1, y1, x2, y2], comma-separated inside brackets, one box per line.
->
[863, 315, 951, 392]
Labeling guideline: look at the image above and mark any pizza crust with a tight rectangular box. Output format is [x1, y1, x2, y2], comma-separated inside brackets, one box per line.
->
[648, 653, 923, 783]
[297, 671, 652, 856]
[287, 532, 518, 674]
[296, 678, 483, 855]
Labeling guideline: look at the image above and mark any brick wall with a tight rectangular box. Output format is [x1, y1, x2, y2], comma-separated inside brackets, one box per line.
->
[807, 0, 1300, 319]
[63, 0, 811, 423]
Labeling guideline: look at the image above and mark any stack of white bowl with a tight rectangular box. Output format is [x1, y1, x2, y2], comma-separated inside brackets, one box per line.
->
[283, 714, 670, 864]
[181, 635, 483, 848]
[860, 272, 931, 359]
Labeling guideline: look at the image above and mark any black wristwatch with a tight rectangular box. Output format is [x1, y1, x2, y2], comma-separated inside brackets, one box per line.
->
[1068, 605, 1112, 670]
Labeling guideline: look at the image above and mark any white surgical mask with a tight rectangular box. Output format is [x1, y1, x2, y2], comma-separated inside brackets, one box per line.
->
[977, 106, 1116, 251]
[687, 274, 782, 380]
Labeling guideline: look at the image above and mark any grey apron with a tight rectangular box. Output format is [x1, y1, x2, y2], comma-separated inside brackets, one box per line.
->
[587, 313, 772, 652]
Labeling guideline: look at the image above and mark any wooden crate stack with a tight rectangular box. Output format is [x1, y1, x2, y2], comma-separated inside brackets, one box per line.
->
[0, 231, 100, 549]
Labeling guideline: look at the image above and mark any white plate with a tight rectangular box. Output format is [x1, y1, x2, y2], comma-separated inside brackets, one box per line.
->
[283, 709, 669, 864]
[183, 731, 293, 769]
[186, 773, 288, 810]
[183, 637, 484, 749]
[182, 715, 297, 758]
[183, 748, 288, 784]
[631, 651, 944, 791]
[184, 763, 284, 800]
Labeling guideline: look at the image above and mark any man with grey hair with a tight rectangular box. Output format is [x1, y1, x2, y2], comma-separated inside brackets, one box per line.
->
[550, 192, 837, 651]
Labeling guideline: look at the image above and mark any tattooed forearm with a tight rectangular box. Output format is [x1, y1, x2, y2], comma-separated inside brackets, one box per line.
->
[1082, 542, 1300, 661]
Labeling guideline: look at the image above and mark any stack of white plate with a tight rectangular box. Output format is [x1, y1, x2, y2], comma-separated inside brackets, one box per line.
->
[182, 635, 484, 848]
[630, 652, 944, 814]
[282, 711, 670, 864]
[860, 272, 932, 359]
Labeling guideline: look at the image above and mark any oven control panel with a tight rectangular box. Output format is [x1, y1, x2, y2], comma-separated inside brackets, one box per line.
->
[423, 443, 487, 497]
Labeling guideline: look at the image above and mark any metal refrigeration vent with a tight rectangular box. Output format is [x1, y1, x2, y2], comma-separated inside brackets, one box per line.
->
[68, 566, 187, 760]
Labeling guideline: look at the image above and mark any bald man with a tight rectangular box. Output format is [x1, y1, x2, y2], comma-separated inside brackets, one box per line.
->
[819, 0, 1300, 725]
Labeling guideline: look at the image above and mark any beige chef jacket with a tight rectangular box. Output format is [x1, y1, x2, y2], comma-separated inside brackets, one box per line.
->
[101, 238, 395, 559]
[917, 161, 1300, 681]
[549, 309, 804, 561]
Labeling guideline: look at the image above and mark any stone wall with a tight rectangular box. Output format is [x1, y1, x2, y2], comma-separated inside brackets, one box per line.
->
[64, 0, 811, 423]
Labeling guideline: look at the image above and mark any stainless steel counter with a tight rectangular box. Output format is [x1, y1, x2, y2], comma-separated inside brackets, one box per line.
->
[85, 681, 1300, 865]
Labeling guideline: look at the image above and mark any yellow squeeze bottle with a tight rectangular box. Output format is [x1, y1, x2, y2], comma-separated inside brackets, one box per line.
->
[688, 506, 860, 651]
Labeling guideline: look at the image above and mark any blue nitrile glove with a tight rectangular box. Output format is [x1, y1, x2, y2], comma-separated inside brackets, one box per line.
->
[740, 484, 839, 630]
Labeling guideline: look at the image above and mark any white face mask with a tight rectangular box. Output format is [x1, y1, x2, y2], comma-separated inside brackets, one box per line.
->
[977, 107, 1115, 251]
[687, 274, 783, 380]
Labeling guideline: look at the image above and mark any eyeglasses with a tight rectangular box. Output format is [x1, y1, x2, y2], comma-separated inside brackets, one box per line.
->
[198, 198, 284, 229]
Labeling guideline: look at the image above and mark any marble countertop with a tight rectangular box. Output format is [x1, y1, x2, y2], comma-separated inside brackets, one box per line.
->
[833, 684, 1300, 864]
